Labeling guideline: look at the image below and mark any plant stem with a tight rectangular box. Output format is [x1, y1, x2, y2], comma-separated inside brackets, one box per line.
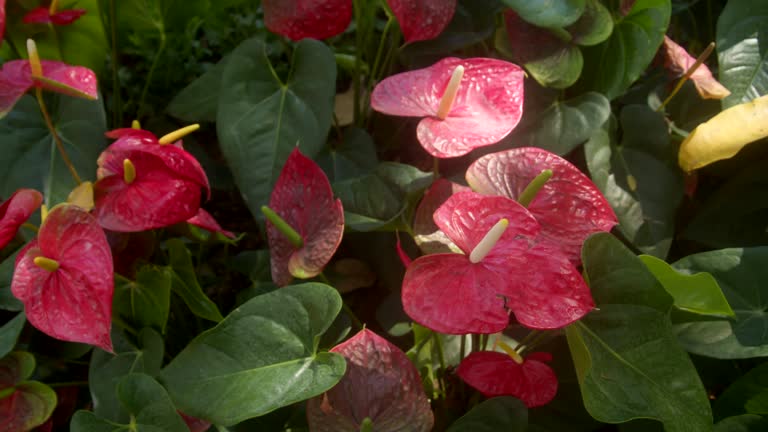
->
[657, 42, 716, 112]
[34, 88, 82, 185]
[352, 0, 363, 125]
[108, 0, 122, 127]
[433, 332, 447, 396]
[137, 33, 166, 118]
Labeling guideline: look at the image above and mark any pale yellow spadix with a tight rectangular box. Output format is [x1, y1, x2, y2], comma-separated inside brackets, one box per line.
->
[131, 119, 142, 130]
[67, 181, 94, 211]
[497, 340, 524, 364]
[469, 218, 509, 264]
[158, 124, 200, 145]
[679, 93, 768, 172]
[123, 159, 136, 184]
[34, 256, 60, 272]
[40, 204, 48, 224]
[26, 39, 43, 79]
[49, 0, 60, 14]
[436, 65, 464, 120]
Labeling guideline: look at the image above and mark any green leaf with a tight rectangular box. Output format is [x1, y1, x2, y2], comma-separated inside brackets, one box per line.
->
[672, 247, 768, 359]
[88, 329, 164, 422]
[716, 0, 768, 108]
[316, 127, 378, 183]
[501, 0, 586, 28]
[58, 0, 109, 75]
[166, 239, 223, 322]
[447, 397, 528, 431]
[333, 162, 433, 232]
[71, 374, 188, 432]
[0, 248, 23, 311]
[566, 0, 614, 46]
[113, 267, 172, 334]
[640, 255, 734, 317]
[714, 362, 768, 420]
[0, 96, 106, 207]
[577, 0, 671, 99]
[217, 37, 336, 219]
[166, 56, 231, 122]
[0, 313, 26, 358]
[159, 283, 346, 426]
[715, 415, 768, 432]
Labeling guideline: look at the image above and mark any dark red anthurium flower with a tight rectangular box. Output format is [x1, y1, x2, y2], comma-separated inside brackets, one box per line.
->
[387, 0, 456, 43]
[187, 208, 235, 239]
[263, 0, 352, 41]
[23, 6, 86, 25]
[0, 189, 43, 250]
[307, 329, 434, 432]
[11, 204, 114, 352]
[264, 148, 344, 286]
[457, 351, 558, 407]
[401, 191, 593, 334]
[466, 148, 617, 264]
[371, 57, 524, 158]
[93, 127, 210, 232]
[0, 0, 6, 45]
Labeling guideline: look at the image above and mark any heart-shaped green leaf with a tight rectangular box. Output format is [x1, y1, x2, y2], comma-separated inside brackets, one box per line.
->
[501, 0, 585, 28]
[447, 397, 528, 432]
[166, 56, 231, 123]
[566, 0, 614, 46]
[113, 266, 172, 334]
[0, 313, 25, 358]
[166, 238, 223, 322]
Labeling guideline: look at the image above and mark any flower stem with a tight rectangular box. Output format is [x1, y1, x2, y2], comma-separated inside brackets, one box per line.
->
[657, 42, 716, 113]
[34, 88, 82, 185]
[517, 169, 553, 207]
[260, 206, 303, 248]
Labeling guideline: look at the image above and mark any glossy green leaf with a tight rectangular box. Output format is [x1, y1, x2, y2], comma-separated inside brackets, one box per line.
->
[113, 267, 172, 334]
[0, 248, 23, 311]
[716, 0, 768, 108]
[577, 0, 671, 99]
[159, 283, 346, 426]
[447, 397, 528, 431]
[640, 255, 734, 317]
[714, 362, 768, 420]
[58, 0, 109, 75]
[88, 329, 164, 422]
[501, 0, 585, 28]
[316, 127, 378, 183]
[166, 239, 223, 323]
[217, 37, 336, 219]
[566, 0, 614, 46]
[714, 415, 768, 432]
[673, 247, 768, 359]
[166, 56, 231, 123]
[71, 374, 188, 432]
[0, 313, 25, 358]
[0, 95, 106, 207]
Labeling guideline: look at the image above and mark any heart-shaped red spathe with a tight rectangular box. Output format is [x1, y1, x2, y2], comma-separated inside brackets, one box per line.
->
[263, 0, 352, 41]
[0, 59, 98, 118]
[11, 204, 114, 352]
[387, 0, 456, 43]
[0, 189, 42, 250]
[306, 329, 434, 432]
[22, 7, 87, 25]
[466, 147, 617, 264]
[413, 178, 470, 254]
[457, 351, 558, 407]
[371, 57, 524, 158]
[402, 191, 594, 334]
[266, 148, 344, 286]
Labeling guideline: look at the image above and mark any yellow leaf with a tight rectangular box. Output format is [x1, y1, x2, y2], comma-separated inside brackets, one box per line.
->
[679, 94, 768, 171]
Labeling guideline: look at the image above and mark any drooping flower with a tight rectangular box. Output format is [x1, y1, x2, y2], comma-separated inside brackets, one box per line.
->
[186, 208, 235, 239]
[466, 147, 617, 264]
[11, 204, 114, 352]
[263, 0, 352, 41]
[401, 191, 593, 334]
[387, 0, 456, 43]
[661, 36, 731, 100]
[306, 329, 434, 432]
[23, 1, 87, 26]
[0, 189, 43, 250]
[371, 57, 524, 158]
[457, 351, 558, 407]
[264, 148, 344, 286]
[93, 127, 210, 232]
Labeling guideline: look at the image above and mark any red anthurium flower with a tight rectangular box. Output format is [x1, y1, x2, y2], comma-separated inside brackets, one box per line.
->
[23, 7, 86, 25]
[402, 191, 593, 334]
[387, 0, 456, 43]
[466, 148, 617, 264]
[413, 178, 470, 254]
[457, 351, 558, 407]
[0, 0, 6, 45]
[371, 57, 524, 158]
[265, 148, 344, 286]
[0, 189, 42, 250]
[0, 59, 97, 118]
[187, 208, 235, 239]
[661, 36, 731, 100]
[307, 329, 434, 432]
[263, 0, 352, 41]
[11, 204, 114, 352]
[93, 128, 210, 232]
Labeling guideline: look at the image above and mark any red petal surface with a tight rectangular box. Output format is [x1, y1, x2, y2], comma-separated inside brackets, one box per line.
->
[395, 232, 412, 267]
[187, 208, 235, 239]
[387, 0, 456, 43]
[371, 57, 524, 158]
[662, 36, 731, 99]
[0, 61, 33, 117]
[178, 411, 212, 432]
[35, 60, 98, 100]
[466, 148, 617, 264]
[11, 205, 113, 351]
[267, 148, 344, 286]
[0, 189, 42, 250]
[263, 0, 352, 41]
[0, 0, 5, 44]
[104, 128, 158, 143]
[307, 329, 434, 432]
[457, 351, 558, 407]
[22, 7, 51, 23]
[413, 178, 470, 254]
[50, 9, 87, 25]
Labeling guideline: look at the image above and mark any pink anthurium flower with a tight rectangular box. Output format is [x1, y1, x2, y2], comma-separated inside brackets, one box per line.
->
[661, 36, 731, 100]
[186, 208, 235, 239]
[0, 189, 43, 250]
[263, 0, 352, 41]
[387, 0, 456, 43]
[371, 57, 524, 158]
[93, 127, 210, 232]
[401, 191, 593, 334]
[23, 7, 86, 25]
[457, 351, 558, 407]
[413, 178, 470, 254]
[263, 148, 344, 286]
[11, 204, 114, 352]
[307, 329, 434, 432]
[466, 148, 617, 264]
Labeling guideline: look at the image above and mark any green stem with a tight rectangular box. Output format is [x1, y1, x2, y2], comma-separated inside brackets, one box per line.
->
[108, 0, 122, 127]
[657, 42, 716, 113]
[352, 0, 363, 125]
[260, 206, 303, 248]
[433, 332, 447, 396]
[5, 37, 23, 59]
[368, 16, 394, 92]
[517, 169, 553, 207]
[34, 88, 82, 185]
[137, 33, 166, 118]
[518, 330, 552, 355]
